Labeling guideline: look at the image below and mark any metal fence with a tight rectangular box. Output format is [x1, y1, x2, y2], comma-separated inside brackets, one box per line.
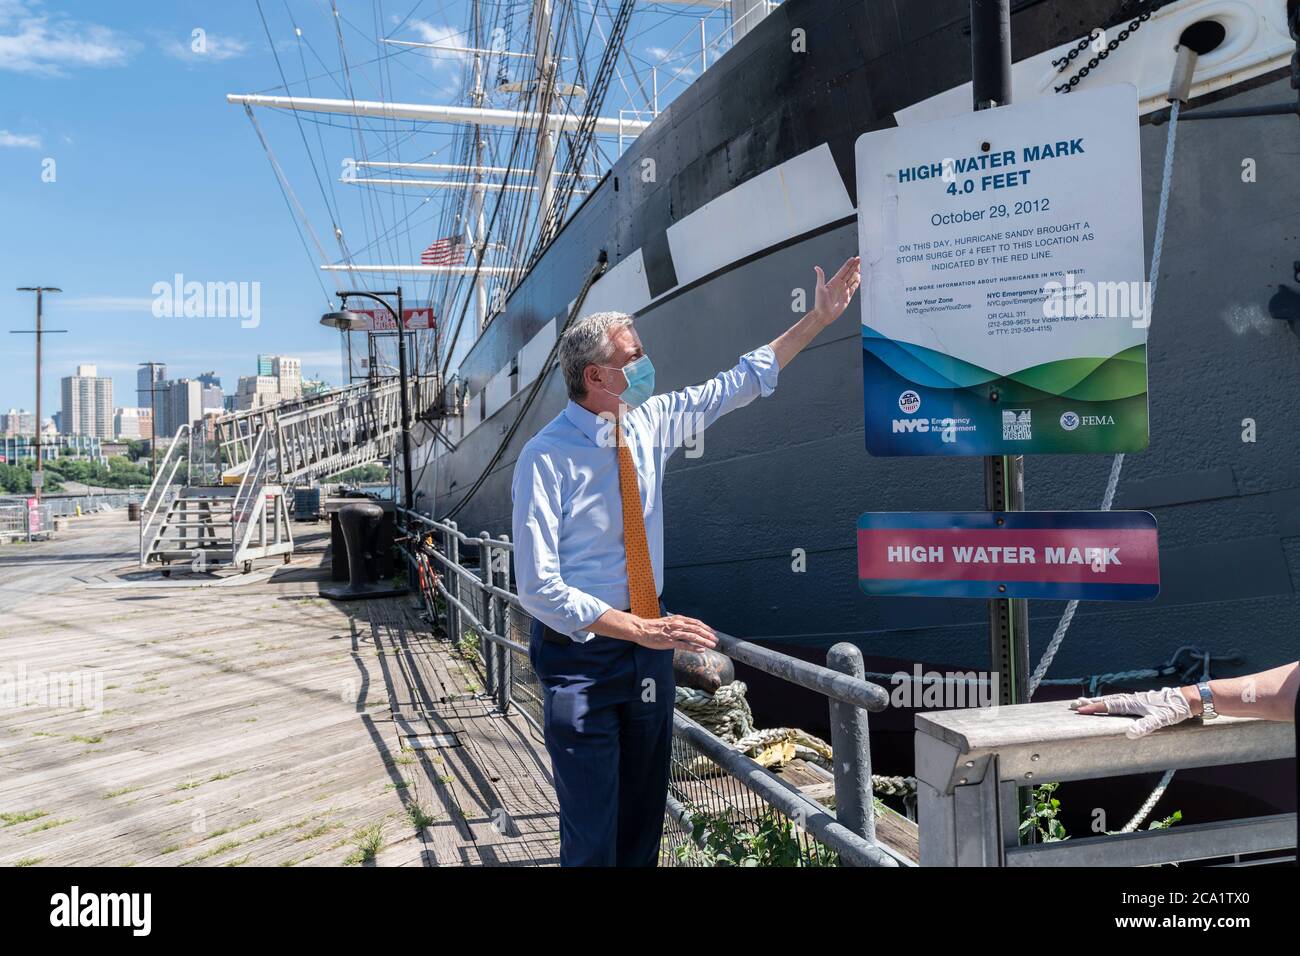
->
[0, 502, 52, 541]
[37, 492, 142, 517]
[397, 508, 905, 868]
[0, 493, 143, 542]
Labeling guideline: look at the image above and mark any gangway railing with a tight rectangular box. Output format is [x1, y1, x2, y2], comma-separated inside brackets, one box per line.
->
[396, 507, 905, 867]
[212, 375, 436, 489]
[915, 700, 1296, 866]
[231, 426, 271, 558]
[139, 423, 192, 565]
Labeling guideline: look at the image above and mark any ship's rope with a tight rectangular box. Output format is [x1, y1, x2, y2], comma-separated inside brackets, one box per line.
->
[1028, 98, 1182, 699]
[674, 682, 917, 797]
[1119, 768, 1176, 832]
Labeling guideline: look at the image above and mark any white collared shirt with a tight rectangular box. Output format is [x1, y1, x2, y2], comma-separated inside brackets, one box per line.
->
[511, 345, 780, 641]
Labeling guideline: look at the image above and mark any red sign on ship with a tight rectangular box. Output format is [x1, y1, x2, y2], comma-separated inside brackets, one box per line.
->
[857, 511, 1159, 601]
[349, 307, 434, 331]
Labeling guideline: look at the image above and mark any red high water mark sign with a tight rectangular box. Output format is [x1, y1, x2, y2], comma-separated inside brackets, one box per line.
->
[350, 307, 434, 331]
[857, 510, 1159, 601]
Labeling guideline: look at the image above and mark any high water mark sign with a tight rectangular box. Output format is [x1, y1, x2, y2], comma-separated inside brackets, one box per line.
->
[855, 83, 1149, 456]
[857, 511, 1159, 601]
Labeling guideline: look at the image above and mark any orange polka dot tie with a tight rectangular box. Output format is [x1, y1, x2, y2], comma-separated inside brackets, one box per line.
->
[616, 413, 660, 619]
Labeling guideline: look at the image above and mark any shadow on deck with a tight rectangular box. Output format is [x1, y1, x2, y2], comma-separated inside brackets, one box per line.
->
[340, 593, 560, 866]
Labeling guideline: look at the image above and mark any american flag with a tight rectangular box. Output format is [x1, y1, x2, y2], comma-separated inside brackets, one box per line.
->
[420, 235, 466, 266]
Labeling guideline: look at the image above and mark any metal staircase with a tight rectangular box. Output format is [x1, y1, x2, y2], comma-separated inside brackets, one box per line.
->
[139, 424, 294, 573]
[138, 376, 428, 572]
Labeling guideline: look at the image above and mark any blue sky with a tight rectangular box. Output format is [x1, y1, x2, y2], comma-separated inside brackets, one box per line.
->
[0, 0, 722, 418]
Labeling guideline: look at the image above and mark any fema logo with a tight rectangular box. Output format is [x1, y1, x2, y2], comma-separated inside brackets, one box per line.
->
[1060, 411, 1080, 431]
[898, 390, 921, 414]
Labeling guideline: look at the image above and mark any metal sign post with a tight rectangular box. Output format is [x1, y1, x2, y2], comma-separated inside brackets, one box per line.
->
[970, 0, 1028, 708]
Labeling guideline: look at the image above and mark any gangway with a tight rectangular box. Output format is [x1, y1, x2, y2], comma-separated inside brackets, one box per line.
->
[138, 376, 432, 571]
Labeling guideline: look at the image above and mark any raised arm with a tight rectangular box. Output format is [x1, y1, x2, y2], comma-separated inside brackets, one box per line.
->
[768, 255, 861, 369]
[642, 255, 862, 444]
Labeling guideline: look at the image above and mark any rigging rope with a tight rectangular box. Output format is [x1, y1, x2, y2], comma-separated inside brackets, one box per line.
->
[1027, 96, 1182, 699]
[442, 249, 609, 519]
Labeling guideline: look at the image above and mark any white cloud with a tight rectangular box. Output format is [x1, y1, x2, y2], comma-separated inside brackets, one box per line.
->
[0, 129, 40, 148]
[409, 21, 469, 58]
[645, 45, 697, 79]
[159, 30, 251, 63]
[0, 0, 135, 76]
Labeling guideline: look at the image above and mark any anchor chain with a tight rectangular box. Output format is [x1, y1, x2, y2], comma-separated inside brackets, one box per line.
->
[1053, 1, 1175, 93]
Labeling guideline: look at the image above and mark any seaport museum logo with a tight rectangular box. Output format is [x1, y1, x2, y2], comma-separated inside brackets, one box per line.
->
[152, 273, 261, 328]
[898, 390, 921, 414]
[1002, 409, 1031, 441]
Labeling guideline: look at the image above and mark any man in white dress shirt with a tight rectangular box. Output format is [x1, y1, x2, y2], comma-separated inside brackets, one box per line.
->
[511, 255, 860, 866]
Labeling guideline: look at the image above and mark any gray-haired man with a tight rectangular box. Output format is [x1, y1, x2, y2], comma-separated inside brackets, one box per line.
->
[511, 256, 860, 866]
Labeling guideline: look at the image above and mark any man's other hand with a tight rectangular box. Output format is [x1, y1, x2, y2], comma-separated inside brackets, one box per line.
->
[635, 614, 719, 652]
[1071, 687, 1195, 739]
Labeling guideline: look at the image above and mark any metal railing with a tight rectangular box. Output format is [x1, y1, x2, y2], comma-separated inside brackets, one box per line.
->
[139, 424, 192, 565]
[0, 492, 142, 520]
[915, 700, 1297, 866]
[212, 375, 435, 488]
[231, 426, 272, 558]
[0, 503, 52, 541]
[396, 507, 905, 867]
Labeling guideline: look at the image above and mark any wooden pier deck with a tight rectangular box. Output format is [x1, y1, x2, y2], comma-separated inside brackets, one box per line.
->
[0, 511, 559, 867]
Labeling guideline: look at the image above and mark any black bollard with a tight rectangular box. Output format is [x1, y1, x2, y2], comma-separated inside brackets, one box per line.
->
[321, 501, 408, 601]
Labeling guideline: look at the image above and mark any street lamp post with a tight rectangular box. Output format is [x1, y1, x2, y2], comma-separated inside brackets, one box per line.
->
[321, 288, 415, 514]
[13, 286, 65, 502]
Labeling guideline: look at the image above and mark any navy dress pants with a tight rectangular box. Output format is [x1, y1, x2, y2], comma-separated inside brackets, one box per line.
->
[529, 614, 675, 867]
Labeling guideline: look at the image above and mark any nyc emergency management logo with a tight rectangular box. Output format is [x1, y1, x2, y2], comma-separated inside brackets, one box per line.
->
[898, 390, 921, 414]
[1060, 410, 1080, 431]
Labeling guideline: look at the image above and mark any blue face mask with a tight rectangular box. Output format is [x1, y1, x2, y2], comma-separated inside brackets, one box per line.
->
[600, 355, 655, 408]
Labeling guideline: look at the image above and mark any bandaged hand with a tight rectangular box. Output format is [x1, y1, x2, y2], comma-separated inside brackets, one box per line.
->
[1071, 687, 1194, 739]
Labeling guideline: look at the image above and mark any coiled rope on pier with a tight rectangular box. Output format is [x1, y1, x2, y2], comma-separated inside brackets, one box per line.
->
[674, 683, 917, 797]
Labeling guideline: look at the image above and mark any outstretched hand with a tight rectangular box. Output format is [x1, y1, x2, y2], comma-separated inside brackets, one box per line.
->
[1072, 687, 1194, 740]
[813, 255, 861, 324]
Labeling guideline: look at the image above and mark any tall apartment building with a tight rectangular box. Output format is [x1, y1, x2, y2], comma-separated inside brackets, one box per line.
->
[256, 354, 303, 402]
[61, 364, 114, 438]
[1, 408, 36, 436]
[137, 363, 166, 407]
[236, 375, 280, 411]
[113, 407, 153, 441]
[273, 356, 301, 400]
[157, 379, 203, 438]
